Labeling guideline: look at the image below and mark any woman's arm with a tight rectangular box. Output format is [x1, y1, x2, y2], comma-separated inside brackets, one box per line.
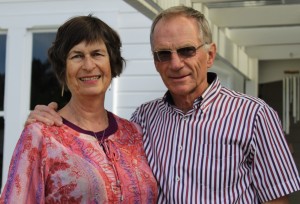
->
[0, 124, 45, 203]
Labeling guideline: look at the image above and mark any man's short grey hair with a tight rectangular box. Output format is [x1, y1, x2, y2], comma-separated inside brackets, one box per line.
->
[150, 5, 212, 50]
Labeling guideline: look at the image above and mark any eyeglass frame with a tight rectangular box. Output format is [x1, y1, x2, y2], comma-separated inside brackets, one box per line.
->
[153, 43, 207, 62]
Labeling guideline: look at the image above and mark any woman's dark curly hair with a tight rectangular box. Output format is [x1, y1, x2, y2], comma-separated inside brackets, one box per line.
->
[48, 14, 125, 89]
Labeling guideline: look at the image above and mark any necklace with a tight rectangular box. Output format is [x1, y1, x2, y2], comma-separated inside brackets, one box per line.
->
[67, 104, 108, 143]
[92, 129, 106, 144]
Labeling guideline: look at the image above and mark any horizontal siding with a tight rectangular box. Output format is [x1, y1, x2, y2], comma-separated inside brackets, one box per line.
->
[122, 44, 152, 60]
[118, 12, 152, 28]
[117, 76, 166, 92]
[119, 28, 151, 44]
[117, 92, 164, 108]
[0, 0, 120, 16]
[117, 108, 137, 120]
[122, 60, 157, 76]
[117, 1, 137, 12]
[115, 8, 166, 119]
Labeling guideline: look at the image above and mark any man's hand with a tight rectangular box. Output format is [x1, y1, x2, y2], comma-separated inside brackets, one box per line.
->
[25, 102, 63, 126]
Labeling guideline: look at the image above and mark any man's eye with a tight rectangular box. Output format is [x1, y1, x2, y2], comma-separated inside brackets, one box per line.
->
[178, 47, 195, 55]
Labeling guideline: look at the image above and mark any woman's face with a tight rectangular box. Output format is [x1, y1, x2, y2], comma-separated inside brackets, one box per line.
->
[65, 40, 111, 99]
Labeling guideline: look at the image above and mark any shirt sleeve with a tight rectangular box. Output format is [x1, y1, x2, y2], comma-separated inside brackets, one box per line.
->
[130, 107, 141, 125]
[251, 104, 300, 202]
[0, 123, 45, 204]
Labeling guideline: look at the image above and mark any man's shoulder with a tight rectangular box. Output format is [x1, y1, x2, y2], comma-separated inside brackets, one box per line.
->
[136, 97, 164, 110]
[220, 86, 269, 107]
[130, 97, 164, 122]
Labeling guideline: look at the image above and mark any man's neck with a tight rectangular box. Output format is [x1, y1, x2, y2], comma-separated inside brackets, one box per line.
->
[170, 82, 210, 113]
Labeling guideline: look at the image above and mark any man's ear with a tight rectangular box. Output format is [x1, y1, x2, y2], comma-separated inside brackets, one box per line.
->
[207, 43, 217, 68]
[154, 60, 160, 73]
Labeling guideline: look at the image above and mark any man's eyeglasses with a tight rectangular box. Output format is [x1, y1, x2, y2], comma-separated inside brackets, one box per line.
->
[153, 43, 206, 62]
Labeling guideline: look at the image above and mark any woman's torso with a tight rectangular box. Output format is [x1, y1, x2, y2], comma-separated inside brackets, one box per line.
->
[37, 113, 157, 203]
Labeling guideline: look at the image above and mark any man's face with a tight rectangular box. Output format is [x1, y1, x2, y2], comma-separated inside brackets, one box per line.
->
[152, 15, 216, 99]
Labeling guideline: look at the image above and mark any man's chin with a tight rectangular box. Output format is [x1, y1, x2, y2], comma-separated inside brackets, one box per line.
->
[169, 88, 190, 96]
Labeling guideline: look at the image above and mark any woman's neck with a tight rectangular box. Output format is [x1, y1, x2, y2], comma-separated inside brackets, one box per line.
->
[59, 99, 108, 132]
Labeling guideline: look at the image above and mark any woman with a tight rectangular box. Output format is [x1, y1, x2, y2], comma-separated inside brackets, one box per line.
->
[0, 15, 158, 203]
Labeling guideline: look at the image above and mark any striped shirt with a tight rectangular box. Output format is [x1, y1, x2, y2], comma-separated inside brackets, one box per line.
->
[130, 72, 300, 204]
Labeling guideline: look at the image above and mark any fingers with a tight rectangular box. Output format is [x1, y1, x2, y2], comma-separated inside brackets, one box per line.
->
[48, 102, 58, 111]
[25, 103, 63, 126]
[39, 103, 63, 126]
[24, 118, 37, 126]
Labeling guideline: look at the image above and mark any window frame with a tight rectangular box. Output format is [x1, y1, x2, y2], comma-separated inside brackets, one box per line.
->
[0, 31, 7, 117]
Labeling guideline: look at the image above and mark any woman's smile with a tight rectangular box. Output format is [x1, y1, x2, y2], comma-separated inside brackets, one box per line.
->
[79, 75, 101, 81]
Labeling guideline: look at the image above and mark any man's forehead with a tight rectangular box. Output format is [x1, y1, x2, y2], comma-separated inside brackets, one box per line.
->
[152, 22, 201, 50]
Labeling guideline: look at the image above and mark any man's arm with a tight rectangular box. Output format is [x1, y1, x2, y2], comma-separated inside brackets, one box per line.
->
[263, 196, 289, 204]
[25, 102, 63, 126]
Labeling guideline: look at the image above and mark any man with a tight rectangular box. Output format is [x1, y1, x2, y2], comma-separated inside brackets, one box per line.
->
[27, 6, 300, 203]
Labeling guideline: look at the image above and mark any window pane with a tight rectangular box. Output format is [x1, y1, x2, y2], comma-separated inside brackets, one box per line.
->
[0, 34, 6, 110]
[30, 33, 70, 110]
[0, 117, 4, 190]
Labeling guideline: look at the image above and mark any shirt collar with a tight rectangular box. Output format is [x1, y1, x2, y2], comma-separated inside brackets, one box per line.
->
[200, 72, 222, 110]
[163, 72, 221, 110]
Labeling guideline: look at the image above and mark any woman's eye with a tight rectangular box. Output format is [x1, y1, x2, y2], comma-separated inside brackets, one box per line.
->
[93, 52, 104, 57]
[70, 54, 85, 62]
[71, 54, 82, 59]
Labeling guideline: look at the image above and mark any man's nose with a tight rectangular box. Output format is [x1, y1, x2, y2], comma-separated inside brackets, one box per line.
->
[169, 52, 184, 70]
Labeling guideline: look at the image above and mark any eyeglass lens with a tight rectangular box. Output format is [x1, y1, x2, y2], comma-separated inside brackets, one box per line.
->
[154, 46, 198, 62]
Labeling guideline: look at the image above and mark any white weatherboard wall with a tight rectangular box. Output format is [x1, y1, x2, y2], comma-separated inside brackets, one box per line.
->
[117, 10, 167, 118]
[0, 0, 161, 189]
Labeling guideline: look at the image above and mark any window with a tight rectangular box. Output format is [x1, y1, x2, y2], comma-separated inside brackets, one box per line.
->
[30, 32, 70, 110]
[0, 34, 6, 111]
[0, 33, 6, 189]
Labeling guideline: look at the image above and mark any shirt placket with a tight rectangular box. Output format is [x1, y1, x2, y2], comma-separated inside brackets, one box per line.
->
[168, 112, 188, 202]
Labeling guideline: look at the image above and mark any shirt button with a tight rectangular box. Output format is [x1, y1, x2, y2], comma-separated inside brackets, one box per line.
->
[179, 146, 183, 151]
[176, 176, 180, 181]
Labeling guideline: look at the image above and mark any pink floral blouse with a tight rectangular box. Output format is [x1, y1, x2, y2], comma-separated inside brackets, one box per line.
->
[0, 112, 158, 203]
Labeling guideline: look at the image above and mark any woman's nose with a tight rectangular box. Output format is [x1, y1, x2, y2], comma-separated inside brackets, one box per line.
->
[82, 56, 95, 71]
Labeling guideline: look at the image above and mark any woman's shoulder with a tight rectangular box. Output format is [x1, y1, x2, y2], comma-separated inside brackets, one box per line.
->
[14, 122, 51, 151]
[23, 122, 66, 141]
[24, 121, 60, 133]
[23, 121, 46, 135]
